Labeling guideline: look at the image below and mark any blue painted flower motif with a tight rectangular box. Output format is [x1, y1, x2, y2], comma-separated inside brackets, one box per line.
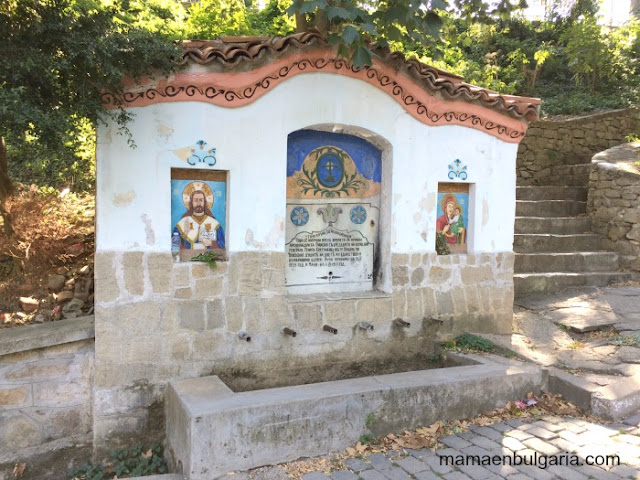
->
[350, 206, 367, 224]
[448, 158, 468, 180]
[290, 206, 309, 226]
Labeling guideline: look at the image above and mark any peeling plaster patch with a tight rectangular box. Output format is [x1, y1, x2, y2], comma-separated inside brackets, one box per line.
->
[112, 190, 136, 207]
[482, 198, 489, 227]
[266, 218, 285, 248]
[245, 229, 258, 247]
[413, 212, 421, 223]
[426, 194, 436, 213]
[157, 122, 174, 139]
[141, 214, 155, 246]
[420, 231, 427, 242]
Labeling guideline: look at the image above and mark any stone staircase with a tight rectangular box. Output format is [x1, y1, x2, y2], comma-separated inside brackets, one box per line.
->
[514, 164, 636, 296]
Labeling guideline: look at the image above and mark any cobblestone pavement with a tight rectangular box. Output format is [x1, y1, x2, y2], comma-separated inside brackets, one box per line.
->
[225, 413, 640, 480]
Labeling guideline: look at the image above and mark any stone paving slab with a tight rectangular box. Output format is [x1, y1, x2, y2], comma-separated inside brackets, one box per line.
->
[226, 414, 640, 480]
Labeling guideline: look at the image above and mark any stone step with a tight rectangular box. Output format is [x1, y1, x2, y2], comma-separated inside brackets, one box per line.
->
[543, 164, 592, 186]
[516, 186, 588, 201]
[514, 272, 637, 296]
[515, 216, 592, 234]
[515, 252, 619, 273]
[516, 200, 587, 217]
[514, 233, 604, 253]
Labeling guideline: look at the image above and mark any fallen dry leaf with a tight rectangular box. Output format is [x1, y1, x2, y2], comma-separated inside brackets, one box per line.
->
[13, 463, 26, 478]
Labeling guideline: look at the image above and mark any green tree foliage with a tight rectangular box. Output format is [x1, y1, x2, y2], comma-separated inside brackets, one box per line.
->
[185, 0, 254, 38]
[0, 0, 180, 235]
[286, 0, 527, 66]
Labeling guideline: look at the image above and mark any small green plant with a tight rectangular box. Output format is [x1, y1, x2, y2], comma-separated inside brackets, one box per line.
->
[567, 341, 585, 350]
[454, 333, 495, 352]
[365, 413, 376, 430]
[68, 443, 167, 480]
[190, 250, 221, 269]
[359, 434, 375, 445]
[626, 133, 640, 142]
[428, 353, 441, 362]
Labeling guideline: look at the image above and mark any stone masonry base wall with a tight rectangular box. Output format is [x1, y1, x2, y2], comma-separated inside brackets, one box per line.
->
[0, 338, 94, 475]
[588, 142, 640, 271]
[517, 108, 640, 185]
[93, 250, 514, 455]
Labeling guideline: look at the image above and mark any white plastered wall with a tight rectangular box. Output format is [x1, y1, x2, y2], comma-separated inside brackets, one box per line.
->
[96, 72, 518, 255]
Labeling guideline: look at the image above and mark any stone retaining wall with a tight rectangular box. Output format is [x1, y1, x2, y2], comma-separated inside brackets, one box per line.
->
[517, 108, 640, 185]
[93, 250, 514, 455]
[0, 317, 94, 478]
[587, 142, 640, 271]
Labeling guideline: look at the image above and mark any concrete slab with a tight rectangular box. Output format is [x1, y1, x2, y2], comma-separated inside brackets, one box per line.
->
[166, 353, 543, 480]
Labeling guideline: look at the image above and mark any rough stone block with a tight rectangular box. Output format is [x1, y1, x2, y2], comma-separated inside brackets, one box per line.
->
[325, 300, 355, 326]
[33, 381, 87, 407]
[173, 264, 191, 288]
[122, 252, 144, 296]
[410, 268, 425, 286]
[392, 253, 410, 267]
[94, 251, 120, 303]
[461, 266, 493, 285]
[244, 297, 265, 333]
[292, 304, 323, 330]
[226, 256, 240, 296]
[428, 266, 451, 284]
[170, 334, 193, 361]
[238, 257, 264, 296]
[206, 300, 225, 330]
[262, 297, 291, 330]
[174, 287, 192, 299]
[5, 362, 71, 382]
[356, 298, 392, 324]
[405, 288, 422, 320]
[392, 266, 409, 286]
[178, 301, 205, 331]
[0, 386, 29, 407]
[195, 276, 223, 300]
[263, 269, 285, 294]
[435, 291, 454, 316]
[0, 413, 41, 449]
[148, 253, 173, 294]
[421, 289, 437, 317]
[225, 297, 244, 332]
[392, 290, 406, 319]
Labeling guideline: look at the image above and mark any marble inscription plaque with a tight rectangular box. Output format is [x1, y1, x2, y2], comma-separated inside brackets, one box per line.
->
[286, 226, 374, 287]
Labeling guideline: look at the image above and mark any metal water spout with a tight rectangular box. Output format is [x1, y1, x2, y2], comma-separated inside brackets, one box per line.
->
[238, 331, 252, 342]
[394, 318, 410, 328]
[323, 325, 338, 334]
[357, 322, 374, 331]
[283, 327, 297, 337]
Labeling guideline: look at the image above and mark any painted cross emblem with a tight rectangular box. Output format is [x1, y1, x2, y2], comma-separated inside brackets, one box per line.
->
[317, 204, 343, 225]
[317, 154, 344, 188]
[290, 206, 309, 226]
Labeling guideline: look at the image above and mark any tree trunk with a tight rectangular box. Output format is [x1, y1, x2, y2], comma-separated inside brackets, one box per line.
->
[632, 0, 640, 18]
[0, 136, 14, 237]
[295, 12, 309, 32]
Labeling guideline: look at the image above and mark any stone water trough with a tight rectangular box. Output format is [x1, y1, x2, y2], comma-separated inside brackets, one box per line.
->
[166, 353, 543, 479]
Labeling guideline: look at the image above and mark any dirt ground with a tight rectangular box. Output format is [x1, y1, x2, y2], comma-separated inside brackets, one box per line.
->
[0, 187, 95, 328]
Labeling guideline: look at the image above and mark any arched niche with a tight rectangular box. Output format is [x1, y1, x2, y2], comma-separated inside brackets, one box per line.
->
[285, 125, 392, 295]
